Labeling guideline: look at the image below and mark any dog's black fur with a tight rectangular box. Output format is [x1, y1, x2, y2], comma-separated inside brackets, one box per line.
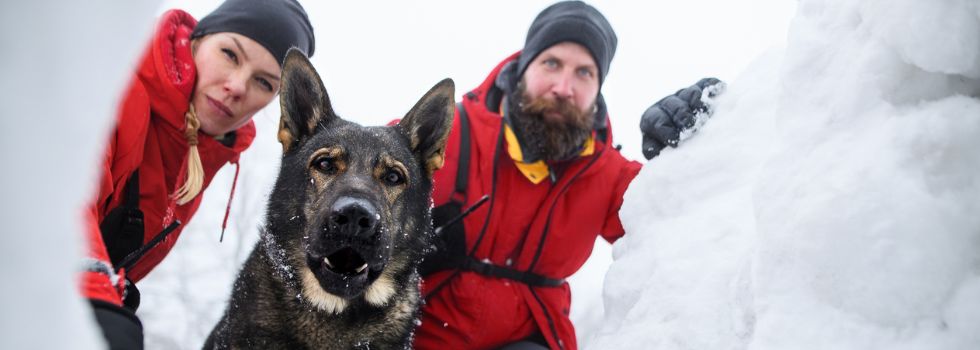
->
[203, 49, 454, 350]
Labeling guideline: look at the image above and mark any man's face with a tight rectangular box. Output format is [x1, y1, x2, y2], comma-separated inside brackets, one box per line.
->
[521, 42, 600, 123]
[512, 42, 601, 162]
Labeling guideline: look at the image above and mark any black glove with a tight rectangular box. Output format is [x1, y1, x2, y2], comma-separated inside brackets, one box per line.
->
[418, 202, 468, 277]
[90, 299, 144, 350]
[640, 77, 724, 160]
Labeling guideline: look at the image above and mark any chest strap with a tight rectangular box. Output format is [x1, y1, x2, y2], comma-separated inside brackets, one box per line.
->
[100, 170, 145, 267]
[461, 256, 565, 287]
[449, 101, 471, 203]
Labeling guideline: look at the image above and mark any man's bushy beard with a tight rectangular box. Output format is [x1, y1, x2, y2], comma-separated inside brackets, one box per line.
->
[510, 82, 595, 162]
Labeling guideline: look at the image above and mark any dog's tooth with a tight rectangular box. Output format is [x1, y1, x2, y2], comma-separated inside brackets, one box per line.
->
[355, 263, 368, 274]
[323, 257, 334, 269]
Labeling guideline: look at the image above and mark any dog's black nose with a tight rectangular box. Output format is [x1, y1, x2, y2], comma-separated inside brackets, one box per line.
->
[330, 197, 379, 238]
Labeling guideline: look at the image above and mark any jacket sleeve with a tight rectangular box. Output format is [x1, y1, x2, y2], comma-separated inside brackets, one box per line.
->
[81, 122, 125, 306]
[600, 159, 642, 243]
[82, 206, 124, 306]
[80, 73, 152, 306]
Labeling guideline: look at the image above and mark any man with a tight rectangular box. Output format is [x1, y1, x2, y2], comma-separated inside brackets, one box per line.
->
[415, 1, 721, 349]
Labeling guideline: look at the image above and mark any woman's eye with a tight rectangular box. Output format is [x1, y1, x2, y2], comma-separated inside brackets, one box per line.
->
[382, 170, 404, 186]
[221, 48, 238, 64]
[256, 77, 273, 92]
[315, 157, 338, 174]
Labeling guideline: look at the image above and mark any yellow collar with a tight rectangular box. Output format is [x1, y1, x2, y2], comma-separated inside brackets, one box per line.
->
[503, 124, 594, 184]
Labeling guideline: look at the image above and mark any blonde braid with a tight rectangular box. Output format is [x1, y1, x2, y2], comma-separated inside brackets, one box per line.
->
[174, 104, 204, 205]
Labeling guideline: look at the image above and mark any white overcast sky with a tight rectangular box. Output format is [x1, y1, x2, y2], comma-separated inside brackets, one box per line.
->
[162, 0, 797, 161]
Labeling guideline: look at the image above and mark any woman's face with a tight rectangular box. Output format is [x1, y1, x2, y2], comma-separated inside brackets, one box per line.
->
[191, 32, 281, 137]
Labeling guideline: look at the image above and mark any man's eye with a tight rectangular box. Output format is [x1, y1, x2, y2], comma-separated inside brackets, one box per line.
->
[577, 68, 594, 78]
[544, 58, 558, 68]
[382, 169, 404, 186]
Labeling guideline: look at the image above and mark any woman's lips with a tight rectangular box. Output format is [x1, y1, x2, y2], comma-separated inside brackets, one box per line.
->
[207, 96, 234, 118]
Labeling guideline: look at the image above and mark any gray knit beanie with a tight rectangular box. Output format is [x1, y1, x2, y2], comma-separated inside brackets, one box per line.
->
[191, 0, 315, 65]
[517, 1, 617, 85]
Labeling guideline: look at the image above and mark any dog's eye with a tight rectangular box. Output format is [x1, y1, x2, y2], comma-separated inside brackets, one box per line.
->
[314, 157, 338, 174]
[382, 169, 404, 186]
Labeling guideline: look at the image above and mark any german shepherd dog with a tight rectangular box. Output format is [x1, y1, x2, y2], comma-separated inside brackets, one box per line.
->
[203, 49, 454, 349]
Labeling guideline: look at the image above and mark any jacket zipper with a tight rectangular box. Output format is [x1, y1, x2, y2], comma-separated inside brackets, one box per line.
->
[525, 145, 605, 350]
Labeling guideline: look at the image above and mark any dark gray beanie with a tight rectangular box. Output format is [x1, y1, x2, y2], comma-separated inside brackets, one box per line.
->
[517, 1, 617, 85]
[191, 0, 315, 65]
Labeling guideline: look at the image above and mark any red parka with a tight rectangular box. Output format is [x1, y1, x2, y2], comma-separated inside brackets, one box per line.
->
[414, 53, 642, 350]
[81, 9, 255, 306]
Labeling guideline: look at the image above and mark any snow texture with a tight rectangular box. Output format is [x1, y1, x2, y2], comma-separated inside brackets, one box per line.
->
[0, 1, 162, 349]
[590, 0, 980, 349]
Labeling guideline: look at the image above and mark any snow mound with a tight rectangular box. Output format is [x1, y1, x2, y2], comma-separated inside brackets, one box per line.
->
[590, 0, 980, 349]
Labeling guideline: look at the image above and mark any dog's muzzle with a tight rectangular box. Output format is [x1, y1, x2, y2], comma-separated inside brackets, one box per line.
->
[305, 196, 388, 298]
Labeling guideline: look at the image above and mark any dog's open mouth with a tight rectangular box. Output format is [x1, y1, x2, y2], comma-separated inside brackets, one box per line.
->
[322, 247, 369, 276]
[306, 243, 387, 299]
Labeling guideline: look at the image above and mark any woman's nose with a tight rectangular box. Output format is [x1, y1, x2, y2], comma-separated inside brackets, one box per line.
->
[224, 71, 248, 97]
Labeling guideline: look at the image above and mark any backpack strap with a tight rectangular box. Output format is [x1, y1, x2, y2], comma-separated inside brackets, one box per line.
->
[419, 103, 473, 277]
[460, 256, 564, 287]
[99, 170, 145, 267]
[450, 102, 470, 203]
[123, 170, 140, 208]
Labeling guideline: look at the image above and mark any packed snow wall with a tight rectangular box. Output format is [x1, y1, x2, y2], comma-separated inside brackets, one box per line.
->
[592, 0, 980, 349]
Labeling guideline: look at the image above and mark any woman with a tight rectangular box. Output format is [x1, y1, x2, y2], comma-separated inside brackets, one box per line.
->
[80, 0, 314, 348]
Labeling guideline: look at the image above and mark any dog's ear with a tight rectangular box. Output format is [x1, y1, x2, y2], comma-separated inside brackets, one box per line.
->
[278, 49, 337, 153]
[397, 78, 455, 177]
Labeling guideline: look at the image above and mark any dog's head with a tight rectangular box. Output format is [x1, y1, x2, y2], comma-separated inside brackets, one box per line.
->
[266, 49, 453, 313]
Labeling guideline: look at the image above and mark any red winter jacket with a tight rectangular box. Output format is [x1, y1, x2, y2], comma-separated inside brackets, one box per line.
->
[81, 9, 255, 306]
[414, 53, 642, 350]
